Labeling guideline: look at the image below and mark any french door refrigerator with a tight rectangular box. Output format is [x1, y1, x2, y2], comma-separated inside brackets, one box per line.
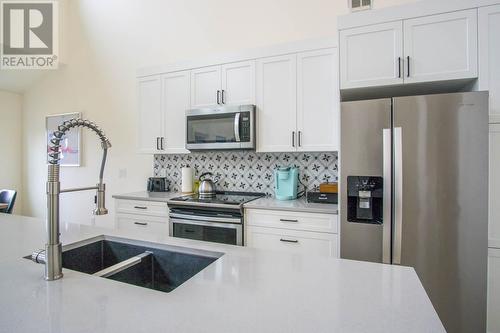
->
[340, 92, 488, 333]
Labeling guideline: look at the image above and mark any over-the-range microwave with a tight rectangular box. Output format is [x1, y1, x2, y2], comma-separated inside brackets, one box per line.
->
[186, 104, 255, 150]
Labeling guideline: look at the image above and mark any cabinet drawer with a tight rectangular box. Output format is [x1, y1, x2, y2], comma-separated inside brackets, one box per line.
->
[116, 214, 169, 235]
[245, 209, 338, 234]
[246, 226, 338, 258]
[115, 199, 168, 217]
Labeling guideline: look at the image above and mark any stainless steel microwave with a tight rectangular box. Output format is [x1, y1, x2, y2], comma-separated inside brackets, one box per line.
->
[186, 105, 255, 150]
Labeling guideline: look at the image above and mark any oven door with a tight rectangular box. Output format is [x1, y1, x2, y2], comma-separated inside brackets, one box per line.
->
[169, 212, 243, 246]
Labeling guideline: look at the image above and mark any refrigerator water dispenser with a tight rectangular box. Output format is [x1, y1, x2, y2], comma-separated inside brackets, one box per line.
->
[347, 176, 383, 224]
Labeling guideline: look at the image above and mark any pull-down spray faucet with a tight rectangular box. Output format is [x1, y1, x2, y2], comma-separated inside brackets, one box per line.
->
[31, 118, 112, 281]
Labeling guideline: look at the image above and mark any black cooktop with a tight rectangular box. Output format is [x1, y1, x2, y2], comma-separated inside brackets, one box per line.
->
[170, 191, 265, 206]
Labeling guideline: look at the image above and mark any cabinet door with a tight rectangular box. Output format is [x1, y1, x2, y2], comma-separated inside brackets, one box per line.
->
[490, 123, 500, 249]
[246, 226, 339, 258]
[116, 214, 169, 236]
[190, 65, 221, 108]
[297, 48, 339, 152]
[162, 71, 190, 154]
[488, 248, 500, 333]
[256, 54, 297, 152]
[221, 60, 255, 105]
[479, 5, 500, 116]
[137, 76, 163, 154]
[339, 21, 403, 89]
[403, 9, 478, 84]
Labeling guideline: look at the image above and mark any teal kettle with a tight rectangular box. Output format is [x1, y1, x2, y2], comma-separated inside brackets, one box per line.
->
[274, 167, 299, 200]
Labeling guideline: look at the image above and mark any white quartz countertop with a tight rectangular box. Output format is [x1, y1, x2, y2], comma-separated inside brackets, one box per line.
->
[0, 213, 444, 333]
[112, 191, 180, 202]
[113, 191, 338, 214]
[243, 196, 338, 214]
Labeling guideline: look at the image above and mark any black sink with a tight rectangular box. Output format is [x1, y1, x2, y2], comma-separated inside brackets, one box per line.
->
[30, 236, 223, 293]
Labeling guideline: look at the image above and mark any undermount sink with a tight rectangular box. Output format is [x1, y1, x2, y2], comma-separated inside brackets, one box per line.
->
[28, 236, 223, 293]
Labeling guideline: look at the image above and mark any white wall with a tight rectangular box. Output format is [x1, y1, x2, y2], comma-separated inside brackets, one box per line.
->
[0, 91, 22, 214]
[21, 0, 418, 225]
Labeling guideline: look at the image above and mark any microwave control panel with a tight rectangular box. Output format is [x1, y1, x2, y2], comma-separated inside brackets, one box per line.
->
[240, 112, 251, 142]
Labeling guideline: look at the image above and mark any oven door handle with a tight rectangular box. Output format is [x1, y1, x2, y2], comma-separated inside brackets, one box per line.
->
[170, 218, 240, 230]
[234, 112, 241, 142]
[169, 212, 241, 224]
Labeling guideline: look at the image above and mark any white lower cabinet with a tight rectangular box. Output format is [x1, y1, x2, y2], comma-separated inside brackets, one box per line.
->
[245, 209, 339, 258]
[489, 248, 500, 333]
[115, 199, 169, 218]
[246, 226, 338, 258]
[114, 199, 169, 236]
[116, 214, 169, 235]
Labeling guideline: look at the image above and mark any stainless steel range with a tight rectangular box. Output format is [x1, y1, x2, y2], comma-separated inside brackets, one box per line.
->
[167, 191, 265, 246]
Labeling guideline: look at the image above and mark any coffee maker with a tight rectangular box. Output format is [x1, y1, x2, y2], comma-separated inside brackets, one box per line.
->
[274, 167, 298, 200]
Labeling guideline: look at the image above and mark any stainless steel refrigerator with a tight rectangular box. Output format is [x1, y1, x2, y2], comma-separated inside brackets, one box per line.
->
[340, 92, 488, 333]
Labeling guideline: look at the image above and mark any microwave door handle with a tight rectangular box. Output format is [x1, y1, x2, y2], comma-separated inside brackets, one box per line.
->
[234, 113, 241, 142]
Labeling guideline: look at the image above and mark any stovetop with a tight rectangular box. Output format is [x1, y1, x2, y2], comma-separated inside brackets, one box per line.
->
[169, 191, 265, 206]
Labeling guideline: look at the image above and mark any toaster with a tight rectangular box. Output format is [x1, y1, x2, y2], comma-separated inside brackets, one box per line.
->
[147, 177, 170, 192]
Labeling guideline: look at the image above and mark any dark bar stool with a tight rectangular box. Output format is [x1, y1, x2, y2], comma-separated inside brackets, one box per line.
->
[0, 190, 17, 214]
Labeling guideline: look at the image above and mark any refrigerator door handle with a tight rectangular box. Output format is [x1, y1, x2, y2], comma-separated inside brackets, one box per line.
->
[393, 127, 403, 264]
[382, 129, 392, 264]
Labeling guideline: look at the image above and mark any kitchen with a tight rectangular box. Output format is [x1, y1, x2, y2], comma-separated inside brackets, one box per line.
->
[0, 0, 498, 332]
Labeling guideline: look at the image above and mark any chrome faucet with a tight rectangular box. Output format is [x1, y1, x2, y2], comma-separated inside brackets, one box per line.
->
[31, 118, 112, 281]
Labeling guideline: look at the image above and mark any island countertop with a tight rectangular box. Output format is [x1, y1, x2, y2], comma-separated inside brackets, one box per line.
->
[0, 213, 444, 333]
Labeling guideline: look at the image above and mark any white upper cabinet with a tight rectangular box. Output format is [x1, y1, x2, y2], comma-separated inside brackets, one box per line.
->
[190, 65, 221, 108]
[340, 21, 403, 89]
[137, 76, 163, 154]
[403, 9, 478, 84]
[297, 48, 339, 152]
[256, 54, 297, 152]
[191, 61, 255, 108]
[162, 71, 190, 154]
[479, 4, 500, 116]
[221, 60, 255, 105]
[339, 8, 479, 89]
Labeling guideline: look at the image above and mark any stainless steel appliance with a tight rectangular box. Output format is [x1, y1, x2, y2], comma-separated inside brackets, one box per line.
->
[147, 177, 170, 192]
[340, 92, 488, 333]
[167, 191, 264, 246]
[186, 104, 255, 150]
[198, 172, 218, 198]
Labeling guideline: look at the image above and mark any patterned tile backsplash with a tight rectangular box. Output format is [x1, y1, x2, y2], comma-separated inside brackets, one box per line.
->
[154, 151, 338, 197]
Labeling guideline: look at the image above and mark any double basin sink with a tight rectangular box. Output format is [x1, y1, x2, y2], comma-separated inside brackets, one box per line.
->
[29, 236, 223, 293]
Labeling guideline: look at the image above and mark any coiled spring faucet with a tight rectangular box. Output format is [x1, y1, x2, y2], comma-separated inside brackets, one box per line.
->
[32, 118, 112, 281]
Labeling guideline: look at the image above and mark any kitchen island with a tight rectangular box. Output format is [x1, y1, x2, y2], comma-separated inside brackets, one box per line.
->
[0, 213, 444, 333]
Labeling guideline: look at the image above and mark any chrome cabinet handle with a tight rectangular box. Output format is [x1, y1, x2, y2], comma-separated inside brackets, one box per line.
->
[221, 90, 226, 104]
[292, 131, 296, 147]
[216, 90, 221, 104]
[407, 56, 410, 77]
[133, 206, 147, 210]
[156, 137, 160, 150]
[298, 131, 302, 147]
[280, 238, 298, 243]
[134, 222, 148, 226]
[280, 219, 298, 223]
[161, 137, 165, 150]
